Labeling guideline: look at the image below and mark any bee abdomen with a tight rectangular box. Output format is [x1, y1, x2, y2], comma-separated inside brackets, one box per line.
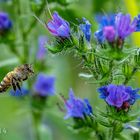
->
[0, 82, 10, 92]
[0, 72, 12, 93]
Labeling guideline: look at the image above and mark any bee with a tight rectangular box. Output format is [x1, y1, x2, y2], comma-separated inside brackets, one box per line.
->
[0, 64, 34, 93]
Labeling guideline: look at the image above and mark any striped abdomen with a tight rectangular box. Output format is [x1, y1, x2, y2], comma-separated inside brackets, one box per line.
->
[0, 71, 14, 92]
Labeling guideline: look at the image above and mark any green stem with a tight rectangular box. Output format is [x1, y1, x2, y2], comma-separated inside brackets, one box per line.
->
[110, 128, 115, 140]
[32, 111, 41, 140]
[22, 35, 29, 63]
[15, 0, 46, 63]
[106, 60, 114, 85]
[95, 124, 105, 140]
[23, 0, 46, 36]
[23, 0, 46, 63]
[109, 121, 118, 140]
[123, 67, 138, 85]
[13, 0, 26, 63]
[108, 125, 115, 140]
[133, 132, 139, 140]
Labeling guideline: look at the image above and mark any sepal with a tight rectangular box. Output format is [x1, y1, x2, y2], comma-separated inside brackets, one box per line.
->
[47, 36, 75, 53]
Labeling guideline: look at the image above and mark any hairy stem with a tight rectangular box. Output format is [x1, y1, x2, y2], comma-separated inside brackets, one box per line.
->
[123, 67, 138, 85]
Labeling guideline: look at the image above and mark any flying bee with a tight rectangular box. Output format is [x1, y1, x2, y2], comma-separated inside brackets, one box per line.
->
[0, 64, 34, 93]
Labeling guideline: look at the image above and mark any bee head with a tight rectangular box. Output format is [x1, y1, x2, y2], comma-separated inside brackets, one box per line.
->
[24, 64, 34, 75]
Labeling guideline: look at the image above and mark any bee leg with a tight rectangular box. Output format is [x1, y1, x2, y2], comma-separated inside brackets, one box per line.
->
[16, 82, 23, 95]
[12, 78, 17, 91]
[23, 76, 28, 81]
[17, 78, 20, 82]
[12, 83, 17, 91]
[13, 77, 23, 95]
[16, 82, 21, 91]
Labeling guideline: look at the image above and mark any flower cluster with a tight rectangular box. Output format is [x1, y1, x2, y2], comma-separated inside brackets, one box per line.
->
[0, 12, 12, 34]
[45, 11, 140, 134]
[47, 11, 92, 42]
[46, 11, 140, 111]
[98, 84, 140, 110]
[94, 14, 115, 43]
[46, 11, 140, 51]
[64, 88, 93, 119]
[94, 13, 138, 47]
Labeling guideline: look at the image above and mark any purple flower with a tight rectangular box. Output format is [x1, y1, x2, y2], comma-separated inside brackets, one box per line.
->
[98, 84, 140, 109]
[0, 12, 12, 33]
[79, 18, 91, 42]
[106, 85, 130, 108]
[47, 12, 70, 38]
[103, 26, 115, 42]
[37, 36, 47, 60]
[33, 73, 55, 96]
[10, 87, 29, 96]
[115, 13, 137, 39]
[94, 13, 138, 44]
[64, 89, 93, 119]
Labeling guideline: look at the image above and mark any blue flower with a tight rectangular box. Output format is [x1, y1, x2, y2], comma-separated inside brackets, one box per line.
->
[64, 89, 93, 119]
[98, 84, 140, 108]
[0, 12, 12, 33]
[98, 85, 108, 99]
[33, 73, 55, 96]
[94, 13, 138, 43]
[47, 12, 70, 38]
[10, 87, 29, 96]
[83, 98, 93, 115]
[125, 87, 140, 105]
[95, 14, 115, 28]
[94, 30, 104, 44]
[79, 17, 91, 42]
[135, 14, 140, 31]
[37, 36, 47, 60]
[94, 14, 115, 43]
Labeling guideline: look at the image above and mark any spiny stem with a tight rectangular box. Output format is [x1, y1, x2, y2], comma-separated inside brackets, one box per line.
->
[123, 67, 138, 85]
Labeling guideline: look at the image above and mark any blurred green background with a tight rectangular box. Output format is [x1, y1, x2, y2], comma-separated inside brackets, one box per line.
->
[0, 0, 140, 140]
